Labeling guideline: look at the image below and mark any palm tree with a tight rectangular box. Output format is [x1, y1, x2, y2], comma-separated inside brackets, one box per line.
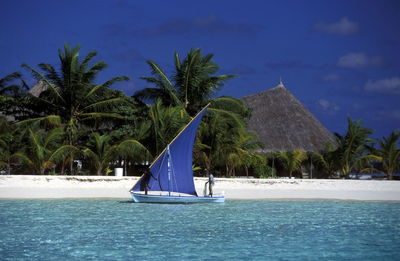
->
[134, 48, 236, 115]
[374, 131, 400, 180]
[0, 117, 14, 175]
[223, 132, 264, 177]
[14, 128, 78, 175]
[276, 149, 308, 178]
[0, 72, 29, 119]
[0, 72, 23, 95]
[135, 49, 261, 176]
[21, 44, 129, 144]
[309, 144, 339, 178]
[147, 100, 190, 156]
[195, 106, 236, 175]
[195, 103, 261, 176]
[0, 117, 33, 175]
[335, 118, 381, 177]
[83, 132, 151, 176]
[21, 44, 130, 174]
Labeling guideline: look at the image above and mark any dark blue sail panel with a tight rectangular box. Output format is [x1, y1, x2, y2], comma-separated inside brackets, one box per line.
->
[132, 106, 209, 196]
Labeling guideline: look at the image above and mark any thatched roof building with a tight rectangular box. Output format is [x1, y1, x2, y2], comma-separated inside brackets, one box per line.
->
[29, 81, 47, 97]
[241, 82, 336, 152]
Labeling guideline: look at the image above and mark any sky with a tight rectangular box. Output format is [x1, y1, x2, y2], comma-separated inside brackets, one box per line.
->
[0, 0, 399, 138]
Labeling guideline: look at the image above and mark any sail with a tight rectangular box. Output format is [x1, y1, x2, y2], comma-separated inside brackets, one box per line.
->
[131, 105, 209, 196]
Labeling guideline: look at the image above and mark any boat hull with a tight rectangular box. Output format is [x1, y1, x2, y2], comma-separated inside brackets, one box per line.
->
[130, 192, 225, 203]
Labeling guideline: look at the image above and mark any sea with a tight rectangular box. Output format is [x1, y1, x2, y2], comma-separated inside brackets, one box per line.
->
[0, 199, 399, 260]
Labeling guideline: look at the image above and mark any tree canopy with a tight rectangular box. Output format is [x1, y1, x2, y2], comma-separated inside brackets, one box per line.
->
[0, 44, 397, 178]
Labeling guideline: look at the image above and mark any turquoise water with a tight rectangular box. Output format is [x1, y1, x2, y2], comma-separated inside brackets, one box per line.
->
[0, 200, 399, 260]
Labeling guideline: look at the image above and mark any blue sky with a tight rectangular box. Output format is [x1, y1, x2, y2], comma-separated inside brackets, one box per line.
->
[1, 0, 399, 138]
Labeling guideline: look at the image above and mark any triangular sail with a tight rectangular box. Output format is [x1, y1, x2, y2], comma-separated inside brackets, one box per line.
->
[131, 105, 209, 196]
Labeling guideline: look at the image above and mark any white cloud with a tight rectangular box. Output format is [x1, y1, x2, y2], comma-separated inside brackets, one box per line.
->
[337, 52, 384, 68]
[365, 77, 400, 95]
[317, 99, 340, 115]
[320, 73, 341, 82]
[314, 17, 359, 35]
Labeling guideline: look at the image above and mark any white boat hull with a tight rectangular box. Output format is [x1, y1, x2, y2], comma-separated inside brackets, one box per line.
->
[130, 192, 225, 203]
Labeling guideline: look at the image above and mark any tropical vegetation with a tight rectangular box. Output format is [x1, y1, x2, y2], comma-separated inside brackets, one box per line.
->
[369, 131, 400, 180]
[0, 44, 398, 179]
[275, 149, 308, 178]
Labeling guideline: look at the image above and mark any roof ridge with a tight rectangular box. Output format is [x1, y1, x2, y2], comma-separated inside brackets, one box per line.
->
[241, 84, 286, 100]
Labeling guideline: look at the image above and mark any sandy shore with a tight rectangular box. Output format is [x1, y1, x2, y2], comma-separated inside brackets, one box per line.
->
[0, 175, 399, 201]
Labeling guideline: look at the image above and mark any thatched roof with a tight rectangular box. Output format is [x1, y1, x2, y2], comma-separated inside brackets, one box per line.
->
[241, 83, 336, 152]
[29, 81, 47, 97]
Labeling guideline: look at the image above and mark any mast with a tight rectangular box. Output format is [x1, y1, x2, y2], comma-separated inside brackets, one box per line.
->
[167, 145, 171, 196]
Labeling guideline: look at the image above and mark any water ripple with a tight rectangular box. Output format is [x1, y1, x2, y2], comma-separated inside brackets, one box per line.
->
[0, 199, 399, 260]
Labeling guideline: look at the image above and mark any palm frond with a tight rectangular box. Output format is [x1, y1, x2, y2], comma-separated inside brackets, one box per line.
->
[12, 152, 35, 169]
[81, 97, 127, 112]
[49, 145, 81, 163]
[146, 60, 174, 88]
[80, 51, 97, 70]
[115, 139, 151, 160]
[207, 108, 244, 128]
[22, 64, 65, 103]
[174, 51, 181, 71]
[80, 112, 124, 120]
[15, 115, 62, 128]
[0, 72, 22, 85]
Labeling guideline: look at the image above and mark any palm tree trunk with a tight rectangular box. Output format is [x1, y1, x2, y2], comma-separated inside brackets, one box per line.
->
[68, 131, 73, 175]
[7, 142, 12, 175]
[61, 162, 65, 176]
[272, 156, 275, 170]
[124, 158, 127, 176]
[7, 159, 11, 175]
[69, 158, 73, 175]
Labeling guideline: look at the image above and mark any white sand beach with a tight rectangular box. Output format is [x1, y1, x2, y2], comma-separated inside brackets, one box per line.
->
[0, 175, 399, 201]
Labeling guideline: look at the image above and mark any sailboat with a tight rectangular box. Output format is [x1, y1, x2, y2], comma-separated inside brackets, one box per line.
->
[130, 104, 225, 203]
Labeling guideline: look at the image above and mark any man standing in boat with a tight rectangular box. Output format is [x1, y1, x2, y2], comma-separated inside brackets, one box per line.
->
[205, 169, 215, 197]
[141, 169, 151, 195]
[209, 172, 215, 197]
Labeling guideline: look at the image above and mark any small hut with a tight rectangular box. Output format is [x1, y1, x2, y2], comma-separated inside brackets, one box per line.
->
[241, 81, 336, 152]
